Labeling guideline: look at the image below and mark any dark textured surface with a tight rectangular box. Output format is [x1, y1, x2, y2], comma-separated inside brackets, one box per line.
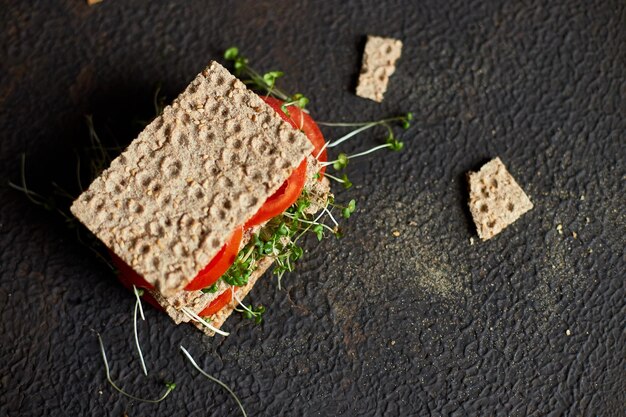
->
[1, 0, 624, 416]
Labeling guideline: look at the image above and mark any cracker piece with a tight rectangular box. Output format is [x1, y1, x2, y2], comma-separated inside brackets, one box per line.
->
[467, 157, 533, 240]
[71, 61, 313, 296]
[356, 35, 403, 102]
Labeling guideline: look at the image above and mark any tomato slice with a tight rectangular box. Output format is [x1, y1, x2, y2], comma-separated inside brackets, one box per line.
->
[109, 251, 163, 310]
[184, 226, 244, 291]
[198, 289, 235, 317]
[244, 158, 307, 229]
[260, 96, 328, 177]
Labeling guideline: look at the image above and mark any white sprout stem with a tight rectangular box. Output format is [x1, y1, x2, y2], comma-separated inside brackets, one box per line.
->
[327, 123, 377, 149]
[282, 212, 336, 233]
[231, 288, 257, 317]
[320, 143, 392, 167]
[322, 173, 347, 184]
[298, 107, 304, 130]
[294, 201, 331, 243]
[180, 346, 248, 417]
[96, 333, 173, 403]
[133, 285, 145, 321]
[132, 286, 148, 376]
[316, 116, 406, 127]
[322, 207, 340, 227]
[181, 307, 230, 337]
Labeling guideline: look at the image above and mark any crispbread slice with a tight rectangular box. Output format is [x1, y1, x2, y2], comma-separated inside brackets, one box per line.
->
[356, 35, 403, 102]
[71, 61, 313, 296]
[467, 157, 533, 240]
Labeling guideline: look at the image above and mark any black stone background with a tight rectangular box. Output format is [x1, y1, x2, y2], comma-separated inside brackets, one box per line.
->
[1, 0, 624, 416]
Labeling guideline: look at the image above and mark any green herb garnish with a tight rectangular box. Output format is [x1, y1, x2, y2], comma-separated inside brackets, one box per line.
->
[224, 46, 310, 110]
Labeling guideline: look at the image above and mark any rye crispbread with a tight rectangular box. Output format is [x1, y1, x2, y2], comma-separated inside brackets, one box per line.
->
[356, 35, 403, 103]
[71, 61, 313, 296]
[467, 158, 533, 240]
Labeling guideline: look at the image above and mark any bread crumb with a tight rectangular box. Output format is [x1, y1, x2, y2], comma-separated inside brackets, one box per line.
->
[556, 224, 563, 235]
[469, 237, 475, 245]
[392, 230, 400, 237]
[572, 231, 577, 239]
[566, 329, 571, 336]
[356, 36, 403, 102]
[467, 157, 533, 240]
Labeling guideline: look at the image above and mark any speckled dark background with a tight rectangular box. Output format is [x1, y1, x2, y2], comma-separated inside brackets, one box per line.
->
[1, 1, 624, 416]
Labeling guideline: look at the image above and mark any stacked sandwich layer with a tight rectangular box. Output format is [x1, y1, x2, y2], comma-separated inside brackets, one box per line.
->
[71, 61, 331, 335]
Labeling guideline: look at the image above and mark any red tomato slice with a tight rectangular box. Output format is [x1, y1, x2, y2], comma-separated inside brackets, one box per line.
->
[109, 251, 163, 310]
[184, 226, 244, 291]
[244, 158, 307, 229]
[198, 288, 236, 317]
[260, 96, 328, 177]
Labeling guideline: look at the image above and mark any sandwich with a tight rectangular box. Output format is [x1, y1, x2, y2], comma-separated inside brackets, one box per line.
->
[70, 61, 331, 336]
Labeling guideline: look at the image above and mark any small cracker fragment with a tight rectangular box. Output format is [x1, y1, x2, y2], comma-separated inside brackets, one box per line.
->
[356, 35, 403, 103]
[467, 157, 533, 240]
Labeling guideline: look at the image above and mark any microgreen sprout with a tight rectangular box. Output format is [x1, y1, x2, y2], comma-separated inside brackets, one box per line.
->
[321, 144, 401, 169]
[180, 346, 248, 417]
[323, 173, 353, 189]
[232, 289, 266, 324]
[132, 285, 148, 376]
[224, 46, 310, 110]
[281, 93, 310, 116]
[96, 332, 175, 403]
[181, 307, 229, 337]
[314, 112, 412, 164]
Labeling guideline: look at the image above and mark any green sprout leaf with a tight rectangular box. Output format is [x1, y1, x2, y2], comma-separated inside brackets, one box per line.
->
[313, 224, 324, 241]
[333, 153, 349, 170]
[342, 199, 356, 219]
[402, 112, 414, 129]
[224, 47, 239, 60]
[263, 71, 284, 88]
[341, 174, 353, 189]
[291, 93, 309, 108]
